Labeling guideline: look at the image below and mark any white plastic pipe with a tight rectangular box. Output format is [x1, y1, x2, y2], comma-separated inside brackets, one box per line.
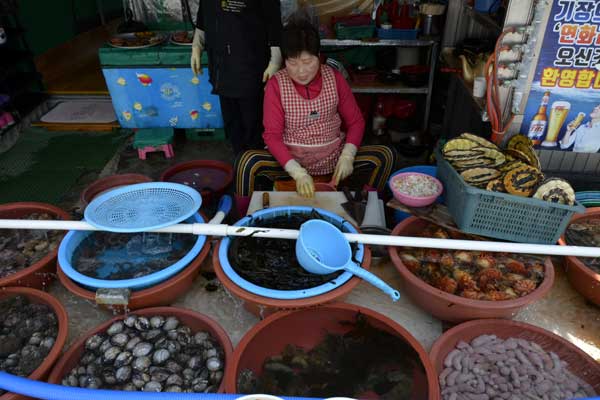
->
[0, 219, 598, 258]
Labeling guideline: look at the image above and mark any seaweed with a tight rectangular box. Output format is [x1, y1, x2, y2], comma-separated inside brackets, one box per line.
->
[227, 210, 359, 290]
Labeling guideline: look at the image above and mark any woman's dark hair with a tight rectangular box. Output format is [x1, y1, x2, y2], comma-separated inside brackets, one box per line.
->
[281, 16, 320, 60]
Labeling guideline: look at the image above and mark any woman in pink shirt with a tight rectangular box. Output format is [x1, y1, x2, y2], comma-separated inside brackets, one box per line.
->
[234, 18, 397, 215]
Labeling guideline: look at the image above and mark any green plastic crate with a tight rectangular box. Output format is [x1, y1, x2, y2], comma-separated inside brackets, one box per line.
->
[334, 23, 376, 40]
[435, 148, 585, 244]
[185, 128, 225, 141]
[133, 128, 174, 148]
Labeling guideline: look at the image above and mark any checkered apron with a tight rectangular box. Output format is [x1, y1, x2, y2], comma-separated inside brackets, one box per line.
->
[276, 65, 344, 175]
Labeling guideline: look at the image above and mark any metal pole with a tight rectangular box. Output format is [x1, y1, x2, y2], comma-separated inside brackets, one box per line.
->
[424, 41, 438, 132]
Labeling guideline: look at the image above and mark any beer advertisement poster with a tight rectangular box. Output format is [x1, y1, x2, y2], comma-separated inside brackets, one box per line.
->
[522, 0, 600, 153]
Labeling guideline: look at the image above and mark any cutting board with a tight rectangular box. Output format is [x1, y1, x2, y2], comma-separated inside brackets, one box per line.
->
[248, 191, 358, 225]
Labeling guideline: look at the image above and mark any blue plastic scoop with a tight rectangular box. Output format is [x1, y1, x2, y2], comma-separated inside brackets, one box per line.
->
[296, 219, 401, 302]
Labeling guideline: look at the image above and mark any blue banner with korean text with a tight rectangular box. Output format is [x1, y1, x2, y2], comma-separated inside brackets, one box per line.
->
[522, 0, 600, 153]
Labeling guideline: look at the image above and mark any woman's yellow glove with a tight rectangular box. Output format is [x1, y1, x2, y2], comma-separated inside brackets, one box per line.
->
[333, 143, 357, 185]
[191, 28, 205, 76]
[284, 159, 315, 198]
[262, 47, 282, 83]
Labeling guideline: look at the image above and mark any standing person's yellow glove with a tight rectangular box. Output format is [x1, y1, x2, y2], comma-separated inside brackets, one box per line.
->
[191, 28, 205, 76]
[262, 47, 282, 82]
[284, 159, 315, 198]
[333, 143, 357, 185]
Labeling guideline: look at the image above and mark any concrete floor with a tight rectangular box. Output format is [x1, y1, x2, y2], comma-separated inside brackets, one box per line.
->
[44, 133, 600, 371]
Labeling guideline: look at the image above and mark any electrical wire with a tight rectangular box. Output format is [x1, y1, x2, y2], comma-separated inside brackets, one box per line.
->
[486, 28, 516, 145]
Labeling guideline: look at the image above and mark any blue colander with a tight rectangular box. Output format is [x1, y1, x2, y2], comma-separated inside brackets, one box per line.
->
[84, 182, 202, 233]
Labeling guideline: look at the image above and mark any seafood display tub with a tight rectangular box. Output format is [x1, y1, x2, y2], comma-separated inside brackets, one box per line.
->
[389, 217, 555, 323]
[160, 160, 234, 204]
[57, 230, 211, 312]
[429, 319, 600, 399]
[58, 213, 207, 291]
[0, 287, 68, 400]
[213, 206, 371, 318]
[80, 174, 152, 206]
[559, 207, 600, 306]
[48, 307, 233, 393]
[225, 303, 440, 399]
[0, 202, 71, 289]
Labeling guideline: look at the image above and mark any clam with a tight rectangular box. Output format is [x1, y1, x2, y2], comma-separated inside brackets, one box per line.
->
[116, 366, 132, 382]
[150, 316, 165, 329]
[107, 321, 124, 336]
[191, 377, 208, 392]
[166, 374, 184, 386]
[111, 333, 129, 347]
[125, 336, 142, 351]
[132, 356, 151, 372]
[102, 346, 121, 364]
[144, 381, 162, 392]
[85, 334, 105, 351]
[123, 315, 137, 328]
[162, 316, 179, 331]
[134, 316, 150, 331]
[153, 349, 170, 365]
[206, 357, 222, 372]
[188, 356, 203, 370]
[114, 351, 133, 368]
[132, 342, 153, 357]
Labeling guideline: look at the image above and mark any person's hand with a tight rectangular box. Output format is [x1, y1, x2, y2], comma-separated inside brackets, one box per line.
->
[191, 28, 205, 76]
[295, 174, 315, 198]
[333, 143, 357, 185]
[262, 47, 282, 83]
[284, 159, 315, 198]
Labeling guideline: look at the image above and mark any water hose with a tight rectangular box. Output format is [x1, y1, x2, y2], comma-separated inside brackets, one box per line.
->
[0, 372, 329, 400]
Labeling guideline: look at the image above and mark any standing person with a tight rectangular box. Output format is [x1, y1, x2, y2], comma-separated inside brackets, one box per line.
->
[234, 17, 397, 215]
[191, 0, 283, 156]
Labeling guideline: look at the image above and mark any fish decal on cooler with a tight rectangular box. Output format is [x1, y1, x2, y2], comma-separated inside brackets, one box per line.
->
[202, 102, 212, 112]
[190, 110, 199, 120]
[117, 77, 126, 86]
[169, 116, 179, 127]
[133, 102, 143, 111]
[122, 111, 132, 121]
[191, 76, 200, 85]
[143, 107, 159, 117]
[136, 73, 152, 86]
[160, 83, 181, 101]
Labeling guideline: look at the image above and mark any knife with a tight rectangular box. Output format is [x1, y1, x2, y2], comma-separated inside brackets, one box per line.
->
[341, 187, 366, 225]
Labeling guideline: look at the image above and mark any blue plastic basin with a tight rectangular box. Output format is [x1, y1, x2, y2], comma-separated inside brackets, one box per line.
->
[218, 206, 365, 300]
[58, 213, 206, 291]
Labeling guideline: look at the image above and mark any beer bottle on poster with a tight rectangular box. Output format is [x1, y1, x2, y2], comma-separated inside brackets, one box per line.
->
[527, 91, 550, 144]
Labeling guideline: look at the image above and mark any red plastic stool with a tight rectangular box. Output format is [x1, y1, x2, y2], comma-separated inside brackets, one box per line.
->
[137, 144, 174, 160]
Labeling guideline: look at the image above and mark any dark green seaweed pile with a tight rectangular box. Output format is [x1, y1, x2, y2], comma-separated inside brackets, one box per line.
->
[228, 210, 357, 290]
[237, 313, 423, 399]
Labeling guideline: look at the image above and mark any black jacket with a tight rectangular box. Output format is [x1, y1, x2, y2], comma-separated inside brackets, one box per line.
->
[196, 0, 282, 98]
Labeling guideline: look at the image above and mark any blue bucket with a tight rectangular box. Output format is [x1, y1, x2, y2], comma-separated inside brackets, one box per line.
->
[218, 206, 365, 300]
[389, 166, 444, 224]
[58, 213, 206, 291]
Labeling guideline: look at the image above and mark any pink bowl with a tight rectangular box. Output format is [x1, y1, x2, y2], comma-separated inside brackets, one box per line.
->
[389, 172, 443, 207]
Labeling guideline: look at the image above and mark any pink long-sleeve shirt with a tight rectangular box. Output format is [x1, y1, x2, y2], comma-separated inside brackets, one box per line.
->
[262, 67, 365, 167]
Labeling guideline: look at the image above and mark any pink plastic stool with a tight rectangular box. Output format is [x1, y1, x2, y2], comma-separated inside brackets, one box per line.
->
[137, 144, 174, 160]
